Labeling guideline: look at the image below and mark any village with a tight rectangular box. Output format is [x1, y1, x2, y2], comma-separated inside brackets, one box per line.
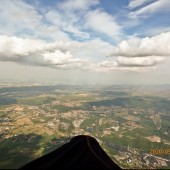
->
[0, 97, 170, 169]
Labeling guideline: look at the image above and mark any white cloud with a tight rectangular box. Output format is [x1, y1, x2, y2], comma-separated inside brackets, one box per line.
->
[45, 8, 90, 39]
[1, 0, 168, 73]
[95, 60, 154, 72]
[43, 50, 88, 66]
[1, 34, 166, 72]
[0, 35, 115, 71]
[0, 35, 87, 68]
[44, 0, 100, 40]
[65, 38, 114, 60]
[128, 0, 150, 9]
[106, 32, 170, 71]
[94, 55, 164, 72]
[96, 60, 118, 71]
[116, 56, 164, 67]
[85, 9, 122, 40]
[36, 25, 70, 41]
[129, 0, 170, 19]
[111, 32, 170, 57]
[0, 0, 41, 34]
[0, 0, 42, 24]
[0, 0, 70, 41]
[58, 0, 99, 11]
[0, 0, 121, 42]
[0, 35, 46, 58]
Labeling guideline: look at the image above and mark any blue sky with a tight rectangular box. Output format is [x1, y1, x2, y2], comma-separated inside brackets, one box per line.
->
[0, 0, 170, 84]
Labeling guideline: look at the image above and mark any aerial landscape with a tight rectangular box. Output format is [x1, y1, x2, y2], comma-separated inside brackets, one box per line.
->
[0, 82, 170, 169]
[0, 0, 170, 169]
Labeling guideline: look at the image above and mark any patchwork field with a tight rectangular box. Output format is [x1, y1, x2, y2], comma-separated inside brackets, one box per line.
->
[0, 84, 170, 169]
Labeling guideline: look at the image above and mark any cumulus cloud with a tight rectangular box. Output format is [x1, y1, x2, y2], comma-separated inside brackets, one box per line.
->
[116, 56, 164, 67]
[0, 33, 167, 72]
[94, 56, 164, 72]
[0, 35, 68, 59]
[95, 60, 154, 72]
[0, 35, 88, 69]
[111, 32, 170, 57]
[105, 32, 170, 69]
[43, 50, 89, 70]
[0, 35, 115, 71]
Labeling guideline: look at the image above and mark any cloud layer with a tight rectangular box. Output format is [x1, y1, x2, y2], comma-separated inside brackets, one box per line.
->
[0, 35, 88, 69]
[116, 56, 164, 67]
[0, 35, 114, 71]
[0, 0, 170, 74]
[107, 32, 170, 69]
[111, 32, 170, 57]
[0, 31, 168, 72]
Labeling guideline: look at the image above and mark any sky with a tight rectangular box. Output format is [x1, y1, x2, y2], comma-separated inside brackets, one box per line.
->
[0, 0, 170, 85]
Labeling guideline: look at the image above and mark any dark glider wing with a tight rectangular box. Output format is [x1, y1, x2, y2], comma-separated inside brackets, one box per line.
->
[19, 135, 121, 170]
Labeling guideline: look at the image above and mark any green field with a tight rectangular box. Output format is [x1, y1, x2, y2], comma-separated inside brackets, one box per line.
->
[0, 85, 170, 169]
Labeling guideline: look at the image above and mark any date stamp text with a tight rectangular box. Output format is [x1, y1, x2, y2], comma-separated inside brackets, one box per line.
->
[150, 149, 170, 155]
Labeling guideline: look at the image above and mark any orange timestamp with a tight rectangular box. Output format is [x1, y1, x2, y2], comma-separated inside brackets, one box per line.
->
[150, 149, 170, 155]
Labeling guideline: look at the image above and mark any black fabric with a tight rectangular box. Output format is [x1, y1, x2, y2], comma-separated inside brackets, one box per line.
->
[19, 135, 121, 170]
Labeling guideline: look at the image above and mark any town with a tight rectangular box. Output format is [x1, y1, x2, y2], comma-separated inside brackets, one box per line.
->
[0, 84, 170, 169]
